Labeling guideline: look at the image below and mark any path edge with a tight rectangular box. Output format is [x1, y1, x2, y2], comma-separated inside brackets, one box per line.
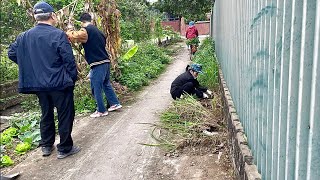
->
[218, 68, 262, 180]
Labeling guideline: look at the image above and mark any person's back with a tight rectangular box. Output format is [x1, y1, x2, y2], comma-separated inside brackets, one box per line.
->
[170, 71, 195, 95]
[186, 21, 199, 39]
[8, 24, 77, 93]
[186, 26, 198, 39]
[8, 1, 80, 159]
[82, 24, 110, 66]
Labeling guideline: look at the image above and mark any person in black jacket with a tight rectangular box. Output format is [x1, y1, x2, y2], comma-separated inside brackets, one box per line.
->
[67, 13, 122, 118]
[7, 2, 80, 159]
[170, 64, 212, 99]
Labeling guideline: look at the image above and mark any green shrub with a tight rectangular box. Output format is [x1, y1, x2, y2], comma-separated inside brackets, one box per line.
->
[0, 155, 14, 167]
[0, 51, 18, 83]
[193, 38, 219, 89]
[10, 112, 42, 147]
[118, 43, 171, 90]
[0, 133, 12, 145]
[15, 142, 31, 155]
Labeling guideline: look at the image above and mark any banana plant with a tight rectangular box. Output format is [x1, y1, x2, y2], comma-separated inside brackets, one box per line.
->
[122, 45, 138, 62]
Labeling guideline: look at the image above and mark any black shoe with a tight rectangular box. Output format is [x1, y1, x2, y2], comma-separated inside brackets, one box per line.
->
[42, 146, 54, 157]
[57, 146, 81, 159]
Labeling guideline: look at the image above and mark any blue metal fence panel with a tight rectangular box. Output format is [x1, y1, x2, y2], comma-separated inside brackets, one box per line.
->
[211, 0, 320, 179]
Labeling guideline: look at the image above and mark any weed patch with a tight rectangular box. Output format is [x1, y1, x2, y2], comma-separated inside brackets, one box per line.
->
[118, 42, 172, 91]
[151, 95, 226, 155]
[193, 38, 219, 89]
[152, 38, 229, 158]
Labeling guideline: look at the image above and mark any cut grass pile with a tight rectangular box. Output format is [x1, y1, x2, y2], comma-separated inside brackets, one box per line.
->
[150, 94, 226, 154]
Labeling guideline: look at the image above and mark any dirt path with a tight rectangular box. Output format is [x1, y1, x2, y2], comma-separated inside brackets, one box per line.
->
[5, 41, 233, 180]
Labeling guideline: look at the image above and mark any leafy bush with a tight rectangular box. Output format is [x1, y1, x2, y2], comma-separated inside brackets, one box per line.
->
[0, 52, 18, 84]
[0, 155, 14, 167]
[0, 127, 18, 146]
[118, 0, 153, 42]
[10, 112, 42, 147]
[0, 134, 13, 145]
[2, 127, 18, 137]
[15, 142, 31, 155]
[118, 43, 171, 90]
[193, 38, 219, 89]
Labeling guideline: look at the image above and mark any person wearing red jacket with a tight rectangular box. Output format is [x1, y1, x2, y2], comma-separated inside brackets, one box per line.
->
[186, 21, 199, 55]
[186, 21, 199, 39]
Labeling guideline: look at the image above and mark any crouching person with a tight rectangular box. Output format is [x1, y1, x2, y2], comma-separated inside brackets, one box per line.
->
[170, 64, 212, 99]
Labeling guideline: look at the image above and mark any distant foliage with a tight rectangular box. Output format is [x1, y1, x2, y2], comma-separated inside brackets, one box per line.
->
[0, 52, 18, 83]
[153, 0, 212, 21]
[118, 0, 154, 42]
[0, 0, 33, 45]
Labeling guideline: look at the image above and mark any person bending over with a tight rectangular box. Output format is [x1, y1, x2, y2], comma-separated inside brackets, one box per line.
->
[170, 64, 212, 100]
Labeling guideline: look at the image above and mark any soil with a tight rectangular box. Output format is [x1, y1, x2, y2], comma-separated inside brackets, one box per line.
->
[1, 38, 235, 180]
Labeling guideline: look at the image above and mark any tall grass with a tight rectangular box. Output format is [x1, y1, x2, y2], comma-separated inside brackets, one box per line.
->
[193, 38, 219, 90]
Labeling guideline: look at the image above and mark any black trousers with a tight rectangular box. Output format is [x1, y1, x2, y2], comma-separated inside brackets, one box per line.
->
[36, 86, 75, 153]
[171, 82, 205, 99]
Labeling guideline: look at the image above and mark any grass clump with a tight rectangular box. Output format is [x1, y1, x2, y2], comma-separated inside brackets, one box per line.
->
[151, 95, 223, 153]
[193, 38, 219, 89]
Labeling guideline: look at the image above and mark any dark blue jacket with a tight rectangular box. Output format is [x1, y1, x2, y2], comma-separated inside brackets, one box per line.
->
[8, 23, 77, 93]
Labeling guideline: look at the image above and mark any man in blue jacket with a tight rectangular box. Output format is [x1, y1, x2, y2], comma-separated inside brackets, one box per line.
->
[8, 1, 80, 159]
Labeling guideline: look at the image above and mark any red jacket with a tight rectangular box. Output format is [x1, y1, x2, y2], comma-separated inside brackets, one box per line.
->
[186, 26, 199, 39]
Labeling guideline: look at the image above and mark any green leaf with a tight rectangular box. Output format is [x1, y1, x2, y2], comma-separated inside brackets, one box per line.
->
[2, 127, 18, 137]
[15, 142, 31, 155]
[123, 45, 139, 61]
[0, 133, 12, 145]
[0, 155, 14, 167]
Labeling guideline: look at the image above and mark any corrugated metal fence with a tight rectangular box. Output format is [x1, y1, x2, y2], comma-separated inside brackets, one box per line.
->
[211, 0, 320, 179]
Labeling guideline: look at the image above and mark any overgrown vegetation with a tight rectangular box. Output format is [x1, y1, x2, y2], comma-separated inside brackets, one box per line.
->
[0, 112, 42, 167]
[0, 0, 182, 169]
[118, 0, 154, 42]
[153, 38, 223, 154]
[0, 54, 18, 83]
[118, 43, 171, 90]
[154, 95, 219, 151]
[193, 38, 218, 89]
